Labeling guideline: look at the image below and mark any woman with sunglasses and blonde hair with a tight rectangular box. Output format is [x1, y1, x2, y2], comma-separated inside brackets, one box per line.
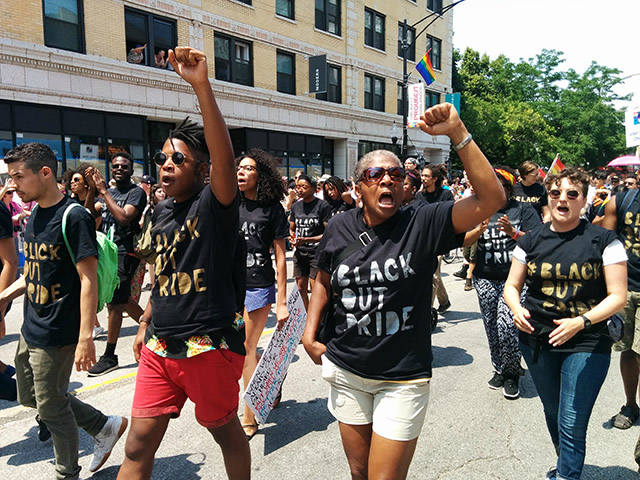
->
[504, 167, 627, 480]
[302, 103, 506, 480]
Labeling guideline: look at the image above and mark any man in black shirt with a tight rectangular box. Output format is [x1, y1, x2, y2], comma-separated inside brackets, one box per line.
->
[1, 143, 127, 478]
[86, 153, 147, 376]
[419, 164, 454, 313]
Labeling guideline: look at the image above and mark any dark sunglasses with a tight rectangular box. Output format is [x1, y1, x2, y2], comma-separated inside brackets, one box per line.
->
[111, 164, 130, 170]
[363, 166, 405, 183]
[153, 151, 185, 166]
[548, 189, 580, 200]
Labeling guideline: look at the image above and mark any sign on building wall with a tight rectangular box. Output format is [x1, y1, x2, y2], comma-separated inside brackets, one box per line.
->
[309, 55, 327, 94]
[407, 83, 425, 128]
[626, 106, 640, 148]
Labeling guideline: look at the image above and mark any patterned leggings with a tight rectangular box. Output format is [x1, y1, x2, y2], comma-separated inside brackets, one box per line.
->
[473, 277, 526, 377]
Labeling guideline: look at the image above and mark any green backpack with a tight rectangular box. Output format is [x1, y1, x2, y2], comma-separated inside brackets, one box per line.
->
[61, 202, 120, 313]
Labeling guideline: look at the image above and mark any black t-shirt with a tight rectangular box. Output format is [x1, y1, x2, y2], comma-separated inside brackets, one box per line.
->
[289, 197, 332, 254]
[21, 197, 98, 347]
[327, 198, 355, 217]
[99, 183, 147, 254]
[145, 186, 244, 356]
[513, 181, 548, 219]
[518, 220, 618, 353]
[418, 187, 454, 204]
[239, 198, 289, 288]
[614, 191, 640, 292]
[316, 202, 463, 380]
[475, 200, 541, 281]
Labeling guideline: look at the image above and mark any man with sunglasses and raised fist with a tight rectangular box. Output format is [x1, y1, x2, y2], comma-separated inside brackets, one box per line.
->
[116, 46, 250, 479]
[85, 152, 147, 376]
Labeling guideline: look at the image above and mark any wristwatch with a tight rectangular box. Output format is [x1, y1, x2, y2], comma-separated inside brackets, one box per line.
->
[580, 314, 592, 330]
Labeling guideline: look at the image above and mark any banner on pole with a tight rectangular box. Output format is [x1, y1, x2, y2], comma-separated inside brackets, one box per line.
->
[407, 83, 425, 128]
[626, 106, 640, 148]
[243, 285, 307, 424]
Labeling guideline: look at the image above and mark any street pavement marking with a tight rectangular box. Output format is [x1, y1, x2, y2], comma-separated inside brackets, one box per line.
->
[0, 327, 279, 419]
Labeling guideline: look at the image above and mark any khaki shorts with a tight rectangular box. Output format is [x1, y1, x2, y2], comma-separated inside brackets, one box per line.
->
[613, 291, 640, 354]
[321, 355, 430, 441]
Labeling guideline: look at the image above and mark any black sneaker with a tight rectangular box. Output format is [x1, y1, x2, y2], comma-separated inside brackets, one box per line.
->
[487, 372, 504, 390]
[35, 415, 51, 442]
[503, 376, 520, 399]
[88, 355, 119, 377]
[545, 467, 557, 479]
[437, 301, 451, 313]
[453, 264, 469, 279]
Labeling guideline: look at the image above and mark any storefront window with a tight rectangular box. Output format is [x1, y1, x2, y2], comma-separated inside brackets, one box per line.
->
[0, 131, 12, 158]
[16, 132, 63, 178]
[64, 134, 104, 176]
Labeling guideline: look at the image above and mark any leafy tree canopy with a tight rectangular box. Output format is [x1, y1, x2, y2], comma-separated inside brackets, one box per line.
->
[451, 47, 631, 172]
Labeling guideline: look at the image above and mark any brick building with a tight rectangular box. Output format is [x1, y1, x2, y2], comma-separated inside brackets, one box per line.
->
[0, 0, 454, 180]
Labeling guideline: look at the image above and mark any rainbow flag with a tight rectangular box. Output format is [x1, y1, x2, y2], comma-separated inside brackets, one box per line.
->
[547, 154, 565, 176]
[416, 49, 436, 86]
[537, 167, 546, 179]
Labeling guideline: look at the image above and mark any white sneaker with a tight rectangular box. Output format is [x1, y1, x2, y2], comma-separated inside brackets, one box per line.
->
[92, 326, 105, 339]
[89, 415, 128, 472]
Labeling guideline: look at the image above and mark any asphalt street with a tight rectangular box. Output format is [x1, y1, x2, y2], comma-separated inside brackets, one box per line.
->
[1, 254, 639, 479]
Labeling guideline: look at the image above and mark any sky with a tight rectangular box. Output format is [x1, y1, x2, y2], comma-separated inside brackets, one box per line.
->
[452, 0, 640, 111]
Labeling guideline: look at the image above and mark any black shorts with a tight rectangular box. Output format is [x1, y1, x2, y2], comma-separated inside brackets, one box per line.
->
[293, 249, 318, 279]
[110, 253, 141, 305]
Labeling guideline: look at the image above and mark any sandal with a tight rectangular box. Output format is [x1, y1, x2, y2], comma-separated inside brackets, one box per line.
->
[612, 405, 639, 429]
[272, 388, 282, 409]
[242, 423, 258, 441]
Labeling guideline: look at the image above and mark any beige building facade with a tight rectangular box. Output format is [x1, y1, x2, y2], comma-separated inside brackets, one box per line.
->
[0, 0, 454, 179]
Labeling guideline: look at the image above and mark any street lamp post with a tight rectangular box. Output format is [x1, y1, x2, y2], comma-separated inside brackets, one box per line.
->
[398, 1, 466, 158]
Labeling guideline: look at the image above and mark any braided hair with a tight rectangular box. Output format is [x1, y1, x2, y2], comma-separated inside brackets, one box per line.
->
[168, 117, 209, 166]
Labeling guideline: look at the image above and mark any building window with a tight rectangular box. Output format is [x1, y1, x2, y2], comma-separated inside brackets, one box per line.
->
[42, 0, 85, 53]
[397, 23, 415, 61]
[427, 0, 442, 12]
[276, 0, 294, 19]
[317, 64, 342, 104]
[215, 33, 253, 86]
[426, 90, 440, 108]
[426, 35, 442, 70]
[365, 74, 385, 112]
[364, 8, 385, 51]
[397, 83, 407, 116]
[277, 51, 296, 94]
[125, 8, 176, 68]
[236, 0, 251, 4]
[315, 0, 341, 36]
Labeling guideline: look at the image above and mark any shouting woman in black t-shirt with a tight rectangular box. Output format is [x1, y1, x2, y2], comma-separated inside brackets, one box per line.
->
[504, 167, 627, 480]
[302, 103, 506, 480]
[236, 148, 290, 440]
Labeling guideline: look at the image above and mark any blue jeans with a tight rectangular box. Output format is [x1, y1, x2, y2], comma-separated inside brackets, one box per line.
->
[520, 342, 610, 480]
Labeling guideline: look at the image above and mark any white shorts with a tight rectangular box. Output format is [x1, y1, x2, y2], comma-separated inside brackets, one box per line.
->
[321, 355, 430, 441]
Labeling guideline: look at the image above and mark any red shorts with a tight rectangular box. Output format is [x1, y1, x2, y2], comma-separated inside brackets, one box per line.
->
[132, 346, 244, 428]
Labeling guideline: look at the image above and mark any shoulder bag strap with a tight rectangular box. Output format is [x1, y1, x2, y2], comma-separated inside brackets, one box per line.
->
[61, 202, 84, 264]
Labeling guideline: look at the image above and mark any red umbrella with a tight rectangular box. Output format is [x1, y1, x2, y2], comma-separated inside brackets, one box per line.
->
[608, 155, 640, 167]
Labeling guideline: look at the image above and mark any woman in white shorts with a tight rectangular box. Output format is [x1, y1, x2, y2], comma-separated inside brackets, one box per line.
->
[302, 103, 505, 480]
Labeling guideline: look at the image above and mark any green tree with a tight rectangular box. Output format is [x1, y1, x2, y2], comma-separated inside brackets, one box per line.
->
[451, 47, 629, 171]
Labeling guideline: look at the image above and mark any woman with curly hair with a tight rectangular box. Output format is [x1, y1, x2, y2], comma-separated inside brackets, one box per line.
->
[323, 176, 354, 216]
[236, 148, 290, 440]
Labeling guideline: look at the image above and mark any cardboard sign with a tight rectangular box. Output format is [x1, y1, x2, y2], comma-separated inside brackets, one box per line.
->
[243, 285, 307, 424]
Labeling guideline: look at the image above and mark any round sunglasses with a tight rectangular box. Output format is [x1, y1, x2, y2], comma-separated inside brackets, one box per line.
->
[548, 189, 580, 200]
[153, 151, 185, 166]
[363, 166, 405, 183]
